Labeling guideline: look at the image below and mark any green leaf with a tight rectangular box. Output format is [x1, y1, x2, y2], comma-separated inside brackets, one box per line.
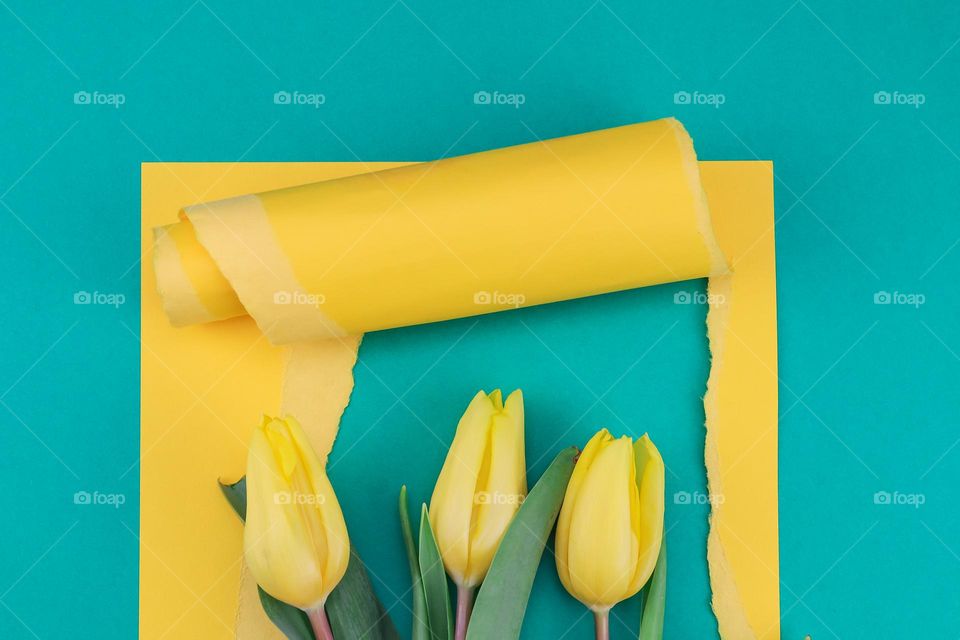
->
[328, 552, 401, 640]
[638, 537, 667, 640]
[219, 476, 248, 521]
[218, 476, 399, 639]
[400, 487, 431, 640]
[418, 504, 453, 640]
[466, 447, 578, 640]
[258, 587, 314, 639]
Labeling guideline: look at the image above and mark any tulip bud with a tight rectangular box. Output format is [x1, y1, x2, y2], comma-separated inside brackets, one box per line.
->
[243, 415, 350, 612]
[430, 389, 527, 588]
[555, 429, 665, 613]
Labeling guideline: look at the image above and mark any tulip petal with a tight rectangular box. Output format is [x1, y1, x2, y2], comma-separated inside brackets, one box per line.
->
[569, 436, 640, 608]
[430, 391, 497, 584]
[627, 434, 665, 594]
[464, 390, 526, 584]
[243, 416, 351, 611]
[554, 428, 611, 593]
[284, 416, 351, 588]
[264, 417, 299, 478]
[489, 388, 503, 411]
[244, 424, 326, 609]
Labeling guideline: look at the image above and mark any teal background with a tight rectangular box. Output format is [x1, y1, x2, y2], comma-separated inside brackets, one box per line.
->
[1, 1, 959, 638]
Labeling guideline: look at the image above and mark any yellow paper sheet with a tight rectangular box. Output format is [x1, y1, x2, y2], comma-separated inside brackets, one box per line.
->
[153, 120, 726, 344]
[702, 162, 779, 639]
[140, 150, 778, 637]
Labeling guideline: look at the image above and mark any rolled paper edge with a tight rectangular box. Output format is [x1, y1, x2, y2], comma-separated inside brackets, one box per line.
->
[156, 119, 726, 338]
[152, 225, 217, 327]
[183, 195, 349, 344]
[670, 117, 730, 276]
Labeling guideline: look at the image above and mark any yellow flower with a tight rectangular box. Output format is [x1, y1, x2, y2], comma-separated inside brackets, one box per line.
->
[430, 389, 527, 588]
[555, 429, 664, 612]
[243, 415, 350, 611]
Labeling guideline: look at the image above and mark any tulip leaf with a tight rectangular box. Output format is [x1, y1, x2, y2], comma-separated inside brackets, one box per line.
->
[400, 487, 431, 640]
[328, 552, 401, 640]
[218, 476, 399, 640]
[219, 476, 248, 520]
[257, 588, 314, 639]
[466, 447, 578, 640]
[638, 537, 667, 640]
[418, 504, 454, 640]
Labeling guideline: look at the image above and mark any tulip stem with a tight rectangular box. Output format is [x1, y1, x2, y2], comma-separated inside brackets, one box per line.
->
[307, 606, 334, 640]
[455, 585, 475, 640]
[593, 609, 610, 640]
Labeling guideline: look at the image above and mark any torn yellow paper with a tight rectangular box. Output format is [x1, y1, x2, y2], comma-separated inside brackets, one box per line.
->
[153, 119, 727, 342]
[702, 162, 779, 640]
[140, 162, 400, 640]
[140, 149, 779, 638]
[281, 337, 363, 462]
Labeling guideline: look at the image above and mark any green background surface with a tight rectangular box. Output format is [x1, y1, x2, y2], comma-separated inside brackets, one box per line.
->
[2, 2, 959, 638]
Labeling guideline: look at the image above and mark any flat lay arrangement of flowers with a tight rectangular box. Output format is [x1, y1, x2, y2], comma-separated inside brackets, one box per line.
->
[220, 389, 668, 640]
[141, 118, 788, 638]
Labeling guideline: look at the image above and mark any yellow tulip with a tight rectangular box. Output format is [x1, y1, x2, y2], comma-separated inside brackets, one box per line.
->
[243, 414, 350, 626]
[555, 428, 664, 633]
[430, 389, 527, 639]
[430, 389, 526, 589]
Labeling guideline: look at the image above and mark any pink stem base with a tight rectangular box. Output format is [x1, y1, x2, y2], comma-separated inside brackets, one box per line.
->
[307, 606, 334, 640]
[593, 609, 610, 640]
[455, 585, 475, 640]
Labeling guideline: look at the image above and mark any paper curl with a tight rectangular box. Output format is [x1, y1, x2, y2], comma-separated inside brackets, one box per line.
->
[153, 118, 727, 342]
